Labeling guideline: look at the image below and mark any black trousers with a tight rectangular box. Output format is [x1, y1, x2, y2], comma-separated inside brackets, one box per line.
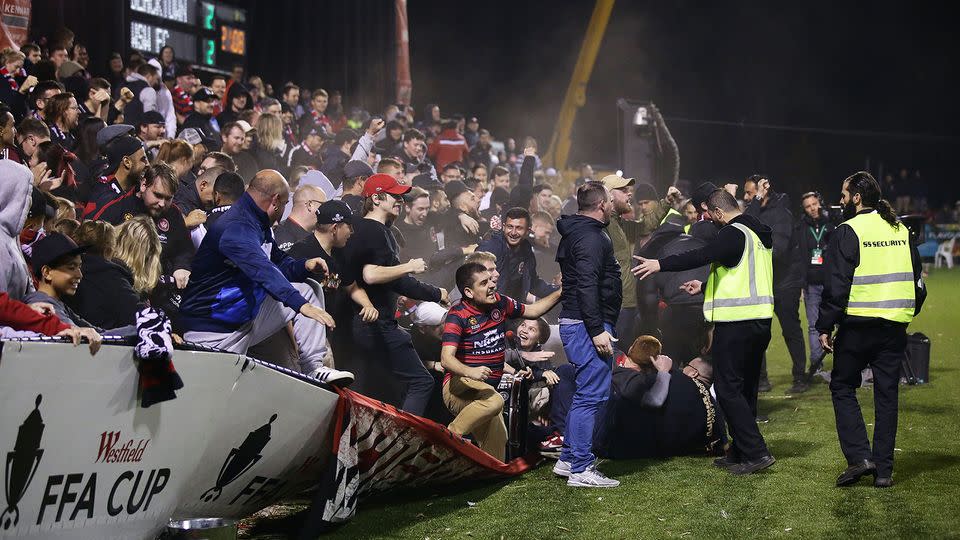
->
[352, 318, 435, 416]
[773, 286, 807, 381]
[712, 319, 772, 461]
[830, 322, 907, 477]
[660, 304, 705, 368]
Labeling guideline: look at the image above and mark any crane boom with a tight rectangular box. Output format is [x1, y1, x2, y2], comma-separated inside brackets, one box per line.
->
[543, 0, 615, 172]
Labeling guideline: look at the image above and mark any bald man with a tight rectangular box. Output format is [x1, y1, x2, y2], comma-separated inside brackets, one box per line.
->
[180, 169, 354, 386]
[276, 184, 327, 251]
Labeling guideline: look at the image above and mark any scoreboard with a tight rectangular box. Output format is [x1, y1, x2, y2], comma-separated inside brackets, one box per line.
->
[127, 0, 247, 70]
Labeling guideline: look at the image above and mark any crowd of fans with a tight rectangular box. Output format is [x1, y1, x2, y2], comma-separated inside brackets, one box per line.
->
[0, 29, 947, 465]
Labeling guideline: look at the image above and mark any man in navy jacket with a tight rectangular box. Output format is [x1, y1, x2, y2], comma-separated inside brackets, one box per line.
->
[477, 206, 557, 303]
[179, 169, 353, 386]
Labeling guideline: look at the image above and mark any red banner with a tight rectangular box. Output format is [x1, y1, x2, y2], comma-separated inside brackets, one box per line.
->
[316, 388, 537, 524]
[0, 0, 31, 51]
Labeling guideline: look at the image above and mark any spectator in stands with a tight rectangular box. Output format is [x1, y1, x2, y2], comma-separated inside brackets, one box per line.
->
[320, 128, 358, 187]
[219, 121, 258, 180]
[174, 163, 222, 232]
[44, 92, 79, 151]
[209, 75, 226, 116]
[287, 125, 323, 171]
[298, 87, 332, 137]
[249, 112, 287, 174]
[0, 160, 35, 301]
[66, 220, 140, 329]
[440, 262, 560, 461]
[442, 179, 486, 249]
[180, 87, 221, 147]
[428, 119, 469, 172]
[281, 82, 302, 119]
[137, 110, 166, 158]
[28, 80, 64, 124]
[339, 160, 374, 213]
[179, 170, 352, 384]
[205, 171, 245, 228]
[1, 48, 38, 120]
[374, 119, 403, 156]
[0, 106, 21, 161]
[393, 128, 436, 180]
[440, 163, 462, 184]
[81, 135, 147, 219]
[217, 82, 252, 126]
[156, 140, 193, 184]
[122, 62, 159, 128]
[343, 173, 447, 414]
[276, 184, 326, 251]
[478, 207, 557, 303]
[110, 215, 163, 300]
[171, 65, 195, 123]
[197, 149, 237, 176]
[11, 117, 48, 164]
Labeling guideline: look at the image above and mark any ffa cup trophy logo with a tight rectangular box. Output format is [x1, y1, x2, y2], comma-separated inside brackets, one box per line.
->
[2, 395, 45, 530]
[200, 414, 277, 502]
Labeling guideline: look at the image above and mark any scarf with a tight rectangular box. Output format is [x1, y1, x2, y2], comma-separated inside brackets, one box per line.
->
[0, 66, 23, 90]
[133, 306, 184, 407]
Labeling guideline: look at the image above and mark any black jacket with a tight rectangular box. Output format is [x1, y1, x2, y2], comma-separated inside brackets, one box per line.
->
[652, 230, 709, 306]
[180, 112, 221, 150]
[659, 213, 773, 276]
[478, 230, 557, 301]
[274, 217, 311, 252]
[815, 209, 926, 333]
[794, 212, 835, 287]
[65, 255, 142, 329]
[556, 214, 622, 337]
[319, 146, 350, 187]
[173, 174, 203, 215]
[744, 191, 801, 288]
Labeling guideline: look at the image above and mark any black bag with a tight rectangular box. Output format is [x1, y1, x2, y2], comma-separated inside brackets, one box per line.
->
[497, 374, 529, 460]
[901, 332, 931, 385]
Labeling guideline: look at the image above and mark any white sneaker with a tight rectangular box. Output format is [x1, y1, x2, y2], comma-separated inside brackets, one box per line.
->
[567, 466, 620, 488]
[553, 460, 572, 477]
[308, 366, 355, 387]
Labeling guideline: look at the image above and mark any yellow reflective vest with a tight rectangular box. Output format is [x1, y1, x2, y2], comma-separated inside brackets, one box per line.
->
[702, 223, 774, 322]
[844, 212, 915, 323]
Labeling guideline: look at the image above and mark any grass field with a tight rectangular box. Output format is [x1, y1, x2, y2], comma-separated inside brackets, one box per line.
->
[243, 267, 960, 539]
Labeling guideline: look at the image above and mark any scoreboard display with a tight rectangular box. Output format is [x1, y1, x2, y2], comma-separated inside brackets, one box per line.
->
[127, 0, 247, 69]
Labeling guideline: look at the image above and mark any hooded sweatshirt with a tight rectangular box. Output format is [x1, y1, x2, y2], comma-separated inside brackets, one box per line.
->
[0, 160, 36, 301]
[555, 213, 623, 337]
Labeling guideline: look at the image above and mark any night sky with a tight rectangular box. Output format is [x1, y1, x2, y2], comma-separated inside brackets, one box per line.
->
[407, 1, 958, 205]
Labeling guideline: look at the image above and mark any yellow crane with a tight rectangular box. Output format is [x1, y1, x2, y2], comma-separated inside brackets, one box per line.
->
[543, 0, 616, 176]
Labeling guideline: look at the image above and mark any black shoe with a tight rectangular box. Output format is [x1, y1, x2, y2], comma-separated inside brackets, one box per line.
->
[713, 455, 739, 469]
[758, 379, 773, 392]
[729, 455, 776, 475]
[755, 414, 770, 424]
[836, 459, 877, 487]
[874, 477, 893, 488]
[787, 380, 810, 394]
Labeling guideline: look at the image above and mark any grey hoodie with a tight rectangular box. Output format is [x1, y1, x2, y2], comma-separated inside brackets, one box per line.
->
[0, 160, 35, 301]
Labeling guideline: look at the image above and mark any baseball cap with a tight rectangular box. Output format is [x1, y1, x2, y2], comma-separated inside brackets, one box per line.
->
[192, 87, 218, 102]
[140, 110, 165, 126]
[362, 173, 412, 197]
[96, 124, 135, 148]
[343, 160, 373, 179]
[412, 173, 443, 191]
[235, 120, 255, 134]
[443, 179, 469, 204]
[316, 200, 355, 226]
[600, 174, 636, 191]
[105, 135, 145, 171]
[30, 233, 89, 277]
[691, 182, 719, 209]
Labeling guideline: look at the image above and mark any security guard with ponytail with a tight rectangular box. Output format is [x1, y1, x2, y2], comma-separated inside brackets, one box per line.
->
[817, 171, 925, 489]
[632, 188, 776, 475]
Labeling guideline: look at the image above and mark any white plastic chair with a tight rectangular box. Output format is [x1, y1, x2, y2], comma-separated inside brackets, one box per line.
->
[935, 236, 956, 269]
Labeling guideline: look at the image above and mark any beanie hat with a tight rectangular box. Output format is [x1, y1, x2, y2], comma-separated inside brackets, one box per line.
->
[634, 182, 659, 202]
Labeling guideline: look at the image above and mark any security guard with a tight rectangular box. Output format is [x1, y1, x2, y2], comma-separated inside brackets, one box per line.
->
[633, 188, 776, 475]
[817, 172, 925, 488]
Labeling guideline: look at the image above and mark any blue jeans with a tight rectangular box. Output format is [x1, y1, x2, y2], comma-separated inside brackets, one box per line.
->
[804, 284, 825, 365]
[558, 322, 615, 473]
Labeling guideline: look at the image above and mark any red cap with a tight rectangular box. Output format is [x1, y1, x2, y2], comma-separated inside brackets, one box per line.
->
[362, 173, 412, 197]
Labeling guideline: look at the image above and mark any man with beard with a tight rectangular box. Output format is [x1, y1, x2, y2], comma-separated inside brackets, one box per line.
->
[80, 135, 148, 219]
[342, 174, 448, 415]
[796, 191, 835, 380]
[553, 181, 622, 488]
[180, 87, 221, 147]
[633, 188, 775, 475]
[478, 207, 557, 303]
[179, 169, 353, 385]
[816, 172, 925, 489]
[92, 162, 195, 292]
[441, 179, 486, 251]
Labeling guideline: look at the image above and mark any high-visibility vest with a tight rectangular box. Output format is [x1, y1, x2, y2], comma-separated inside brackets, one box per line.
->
[844, 211, 915, 323]
[683, 223, 691, 234]
[660, 207, 682, 226]
[702, 223, 774, 322]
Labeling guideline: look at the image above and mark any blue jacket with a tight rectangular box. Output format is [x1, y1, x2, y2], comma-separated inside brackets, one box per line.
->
[556, 214, 623, 337]
[478, 231, 556, 301]
[180, 192, 311, 333]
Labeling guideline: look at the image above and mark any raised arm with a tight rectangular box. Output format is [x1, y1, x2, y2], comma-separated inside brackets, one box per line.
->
[523, 288, 562, 319]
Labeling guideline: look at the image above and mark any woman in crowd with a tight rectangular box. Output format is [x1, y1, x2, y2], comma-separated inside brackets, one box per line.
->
[157, 139, 194, 180]
[0, 48, 34, 120]
[251, 112, 287, 173]
[72, 116, 106, 186]
[158, 46, 176, 80]
[66, 220, 142, 329]
[112, 215, 163, 299]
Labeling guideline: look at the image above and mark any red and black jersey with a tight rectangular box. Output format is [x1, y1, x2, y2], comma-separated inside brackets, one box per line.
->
[442, 293, 524, 387]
